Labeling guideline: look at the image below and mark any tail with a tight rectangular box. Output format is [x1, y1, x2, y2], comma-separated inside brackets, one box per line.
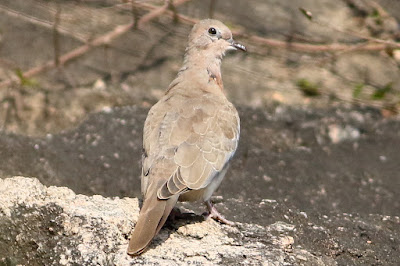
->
[127, 183, 178, 256]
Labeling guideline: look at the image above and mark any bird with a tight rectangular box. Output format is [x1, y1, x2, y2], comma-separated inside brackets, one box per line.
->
[127, 19, 246, 256]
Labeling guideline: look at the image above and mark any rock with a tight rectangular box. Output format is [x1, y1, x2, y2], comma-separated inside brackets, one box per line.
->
[0, 177, 329, 265]
[1, 177, 399, 265]
[93, 79, 106, 91]
[394, 49, 400, 64]
[0, 177, 137, 265]
[327, 124, 360, 143]
[1, 105, 399, 217]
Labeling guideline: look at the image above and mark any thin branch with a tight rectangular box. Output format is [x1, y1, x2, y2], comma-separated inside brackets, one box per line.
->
[130, 0, 139, 29]
[297, 7, 400, 49]
[1, 0, 397, 90]
[134, 1, 199, 24]
[0, 3, 87, 43]
[136, 0, 190, 29]
[167, 0, 179, 23]
[133, 2, 399, 52]
[0, 0, 192, 89]
[242, 34, 389, 52]
[53, 4, 62, 67]
[209, 0, 217, 19]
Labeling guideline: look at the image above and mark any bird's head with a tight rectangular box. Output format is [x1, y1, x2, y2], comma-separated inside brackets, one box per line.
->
[187, 19, 246, 56]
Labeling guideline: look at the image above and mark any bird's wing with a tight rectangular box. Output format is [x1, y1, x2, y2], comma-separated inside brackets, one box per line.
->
[141, 92, 239, 200]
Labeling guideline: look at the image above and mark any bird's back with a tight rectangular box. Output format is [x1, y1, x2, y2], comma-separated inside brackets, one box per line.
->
[141, 86, 239, 199]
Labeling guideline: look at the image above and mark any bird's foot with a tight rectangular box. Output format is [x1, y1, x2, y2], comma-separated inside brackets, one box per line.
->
[204, 200, 235, 226]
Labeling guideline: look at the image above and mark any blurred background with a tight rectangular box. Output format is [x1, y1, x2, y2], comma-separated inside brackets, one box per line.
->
[0, 0, 399, 136]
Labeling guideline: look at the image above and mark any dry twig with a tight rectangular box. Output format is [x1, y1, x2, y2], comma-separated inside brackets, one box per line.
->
[133, 2, 399, 52]
[0, 3, 86, 42]
[0, 0, 192, 89]
[1, 0, 398, 90]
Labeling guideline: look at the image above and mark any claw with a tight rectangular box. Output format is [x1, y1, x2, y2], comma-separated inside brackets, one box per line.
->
[204, 200, 235, 226]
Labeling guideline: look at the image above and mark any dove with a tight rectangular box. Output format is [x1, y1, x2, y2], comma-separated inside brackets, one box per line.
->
[127, 19, 246, 256]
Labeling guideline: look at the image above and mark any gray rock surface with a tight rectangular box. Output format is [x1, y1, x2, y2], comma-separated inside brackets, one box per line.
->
[1, 177, 399, 265]
[0, 177, 323, 265]
[1, 105, 399, 216]
[0, 105, 399, 265]
[1, 105, 399, 265]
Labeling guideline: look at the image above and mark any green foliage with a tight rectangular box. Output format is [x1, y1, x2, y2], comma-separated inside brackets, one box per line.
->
[15, 69, 38, 87]
[352, 83, 364, 98]
[296, 78, 320, 96]
[299, 8, 313, 21]
[372, 82, 392, 100]
[370, 8, 383, 25]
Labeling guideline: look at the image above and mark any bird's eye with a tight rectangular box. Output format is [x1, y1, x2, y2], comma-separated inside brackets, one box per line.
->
[208, 27, 217, 35]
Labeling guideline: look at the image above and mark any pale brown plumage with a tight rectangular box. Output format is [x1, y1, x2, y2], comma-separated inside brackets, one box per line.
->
[127, 19, 246, 256]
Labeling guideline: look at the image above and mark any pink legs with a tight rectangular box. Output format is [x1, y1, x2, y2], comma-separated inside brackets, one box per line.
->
[204, 200, 235, 226]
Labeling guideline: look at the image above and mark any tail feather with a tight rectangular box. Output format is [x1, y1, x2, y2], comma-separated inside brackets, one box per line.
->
[127, 183, 178, 256]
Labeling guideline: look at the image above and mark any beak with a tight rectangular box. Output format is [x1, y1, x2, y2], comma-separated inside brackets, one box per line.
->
[228, 38, 246, 52]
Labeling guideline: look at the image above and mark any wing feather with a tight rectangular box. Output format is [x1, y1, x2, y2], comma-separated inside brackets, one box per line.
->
[142, 92, 239, 199]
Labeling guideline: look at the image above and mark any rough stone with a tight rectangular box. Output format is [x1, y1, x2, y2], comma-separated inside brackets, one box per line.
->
[1, 177, 399, 265]
[0, 177, 330, 265]
[1, 105, 399, 217]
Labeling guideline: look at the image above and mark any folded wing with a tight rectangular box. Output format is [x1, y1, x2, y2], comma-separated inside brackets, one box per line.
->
[142, 92, 239, 200]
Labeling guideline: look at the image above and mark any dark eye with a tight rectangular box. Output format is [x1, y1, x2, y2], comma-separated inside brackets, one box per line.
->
[208, 27, 217, 35]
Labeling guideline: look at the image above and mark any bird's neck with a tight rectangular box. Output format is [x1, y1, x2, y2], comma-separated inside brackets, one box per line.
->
[167, 47, 225, 94]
